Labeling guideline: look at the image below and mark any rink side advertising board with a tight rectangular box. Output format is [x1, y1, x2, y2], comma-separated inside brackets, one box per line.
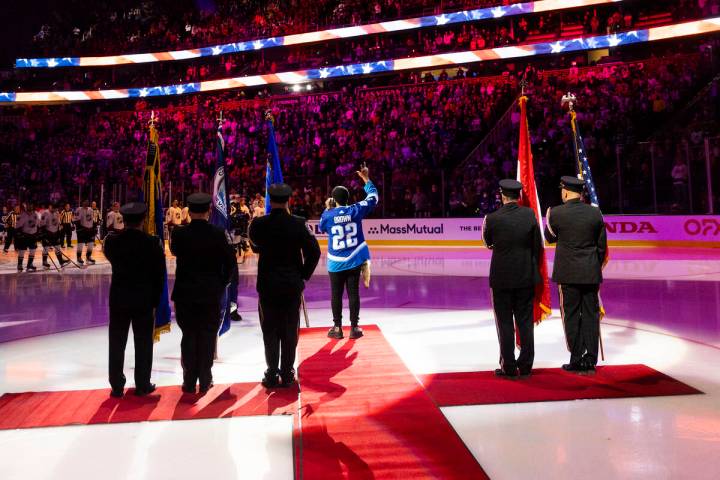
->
[306, 216, 720, 247]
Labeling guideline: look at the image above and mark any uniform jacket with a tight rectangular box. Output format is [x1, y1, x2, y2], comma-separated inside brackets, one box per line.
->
[249, 208, 321, 299]
[483, 202, 542, 289]
[545, 198, 608, 285]
[104, 228, 166, 310]
[170, 220, 237, 305]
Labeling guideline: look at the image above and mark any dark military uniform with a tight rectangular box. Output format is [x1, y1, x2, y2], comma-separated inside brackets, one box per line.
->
[249, 183, 321, 387]
[545, 177, 608, 371]
[170, 193, 236, 393]
[103, 202, 166, 397]
[483, 180, 542, 377]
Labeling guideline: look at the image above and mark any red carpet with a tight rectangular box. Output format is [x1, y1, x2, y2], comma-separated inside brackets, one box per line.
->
[295, 325, 488, 479]
[0, 382, 298, 430]
[419, 364, 702, 407]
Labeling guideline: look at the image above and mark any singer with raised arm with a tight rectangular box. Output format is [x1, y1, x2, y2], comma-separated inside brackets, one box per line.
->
[320, 163, 379, 340]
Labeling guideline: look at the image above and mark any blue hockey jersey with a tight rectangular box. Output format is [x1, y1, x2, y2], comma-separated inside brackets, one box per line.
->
[319, 181, 379, 272]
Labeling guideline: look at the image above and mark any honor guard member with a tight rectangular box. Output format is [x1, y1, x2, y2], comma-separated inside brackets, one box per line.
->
[3, 205, 18, 253]
[59, 203, 73, 248]
[15, 203, 39, 272]
[249, 183, 321, 388]
[104, 202, 166, 398]
[483, 179, 542, 378]
[74, 201, 96, 265]
[106, 202, 124, 234]
[170, 193, 237, 394]
[319, 163, 378, 340]
[40, 204, 67, 268]
[545, 176, 608, 374]
[91, 201, 101, 239]
[165, 200, 182, 236]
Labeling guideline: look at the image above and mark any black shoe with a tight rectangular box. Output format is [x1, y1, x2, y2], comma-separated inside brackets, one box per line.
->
[86, 257, 96, 265]
[43, 262, 51, 269]
[262, 371, 280, 388]
[518, 369, 532, 379]
[349, 326, 363, 339]
[581, 359, 597, 375]
[494, 368, 519, 379]
[327, 326, 343, 339]
[230, 310, 242, 322]
[199, 382, 214, 393]
[562, 363, 587, 374]
[110, 388, 124, 398]
[17, 265, 23, 272]
[279, 371, 296, 388]
[181, 383, 196, 394]
[134, 383, 156, 396]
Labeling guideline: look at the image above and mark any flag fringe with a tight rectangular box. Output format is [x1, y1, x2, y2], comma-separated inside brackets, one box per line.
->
[153, 323, 171, 343]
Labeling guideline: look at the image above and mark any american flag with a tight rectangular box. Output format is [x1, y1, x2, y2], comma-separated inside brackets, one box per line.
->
[570, 111, 599, 207]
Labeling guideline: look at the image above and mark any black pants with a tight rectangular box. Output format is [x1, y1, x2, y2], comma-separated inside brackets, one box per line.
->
[491, 287, 535, 373]
[108, 306, 154, 391]
[330, 265, 361, 326]
[175, 302, 221, 388]
[559, 284, 601, 366]
[61, 224, 72, 247]
[259, 295, 301, 376]
[3, 227, 14, 251]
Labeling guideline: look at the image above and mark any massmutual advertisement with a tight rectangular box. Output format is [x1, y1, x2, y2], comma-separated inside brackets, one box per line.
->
[307, 216, 720, 247]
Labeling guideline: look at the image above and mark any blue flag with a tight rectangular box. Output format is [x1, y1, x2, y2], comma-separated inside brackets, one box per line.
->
[265, 111, 283, 214]
[211, 118, 235, 336]
[142, 123, 172, 342]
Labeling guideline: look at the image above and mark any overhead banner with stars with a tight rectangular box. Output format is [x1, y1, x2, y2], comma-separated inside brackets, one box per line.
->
[2, 17, 720, 104]
[15, 0, 622, 69]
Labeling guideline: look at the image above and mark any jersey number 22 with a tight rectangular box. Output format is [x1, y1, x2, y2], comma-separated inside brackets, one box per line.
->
[330, 223, 358, 250]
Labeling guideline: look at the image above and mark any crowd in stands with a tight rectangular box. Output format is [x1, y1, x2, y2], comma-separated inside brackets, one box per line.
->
[10, 0, 704, 92]
[452, 50, 717, 215]
[0, 74, 516, 218]
[2, 44, 718, 217]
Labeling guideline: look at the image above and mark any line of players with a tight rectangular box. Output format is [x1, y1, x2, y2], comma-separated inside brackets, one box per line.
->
[0, 193, 260, 272]
[2, 201, 103, 271]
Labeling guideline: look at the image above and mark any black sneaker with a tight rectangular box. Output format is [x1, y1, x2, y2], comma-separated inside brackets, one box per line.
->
[494, 368, 519, 379]
[349, 326, 364, 339]
[327, 326, 344, 339]
[562, 363, 587, 374]
[279, 371, 296, 388]
[262, 371, 280, 388]
[134, 384, 156, 396]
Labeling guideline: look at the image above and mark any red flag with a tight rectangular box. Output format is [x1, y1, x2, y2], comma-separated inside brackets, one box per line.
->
[516, 95, 552, 324]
